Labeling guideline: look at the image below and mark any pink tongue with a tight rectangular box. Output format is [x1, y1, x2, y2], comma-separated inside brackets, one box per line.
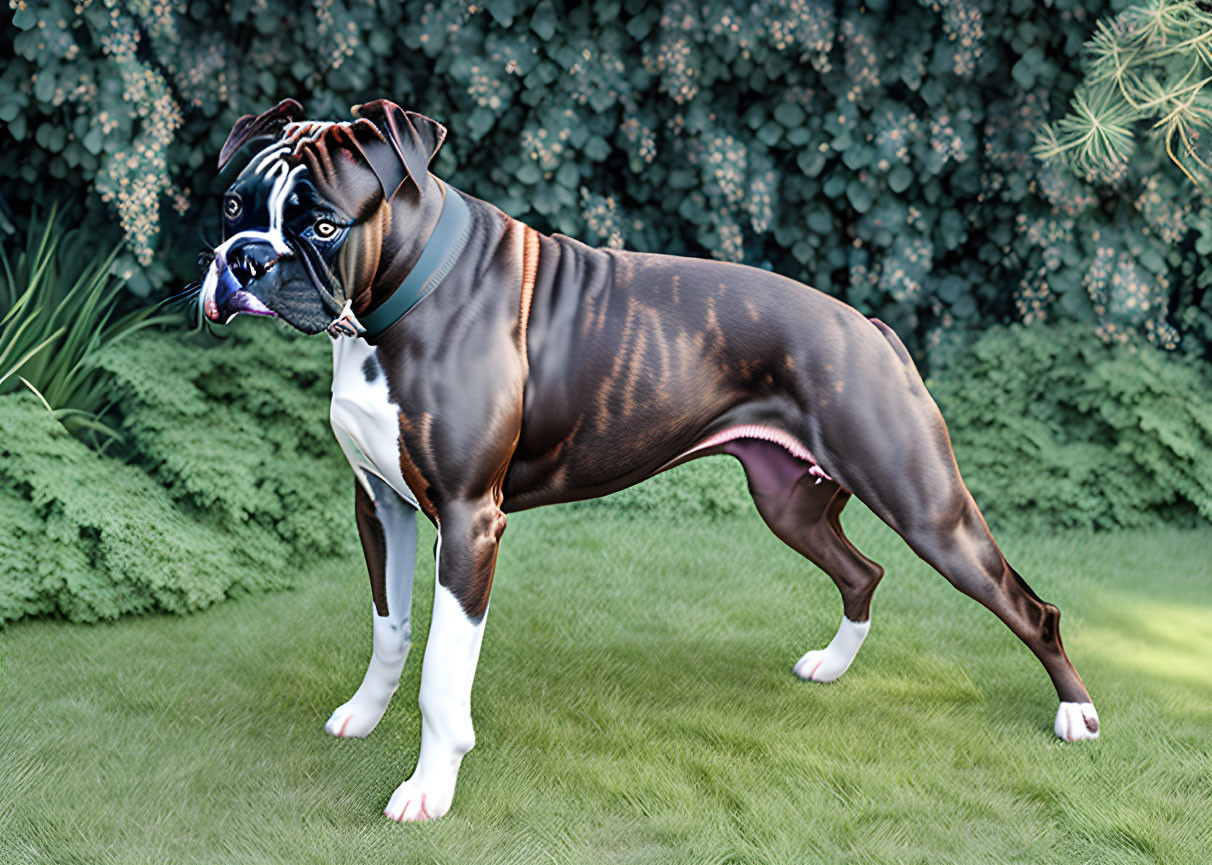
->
[207, 285, 276, 323]
[222, 290, 276, 323]
[233, 291, 275, 315]
[212, 267, 275, 317]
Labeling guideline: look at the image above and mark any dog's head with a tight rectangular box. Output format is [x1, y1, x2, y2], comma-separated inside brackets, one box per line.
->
[199, 98, 448, 333]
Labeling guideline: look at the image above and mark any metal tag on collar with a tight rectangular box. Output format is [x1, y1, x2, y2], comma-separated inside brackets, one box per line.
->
[327, 299, 366, 338]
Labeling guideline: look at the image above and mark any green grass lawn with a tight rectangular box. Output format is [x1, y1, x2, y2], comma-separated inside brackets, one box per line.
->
[2, 502, 1210, 864]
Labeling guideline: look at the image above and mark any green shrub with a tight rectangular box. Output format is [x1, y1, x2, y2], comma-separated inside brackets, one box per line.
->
[931, 323, 1212, 532]
[0, 319, 356, 625]
[0, 390, 288, 623]
[95, 319, 354, 557]
[4, 0, 1208, 361]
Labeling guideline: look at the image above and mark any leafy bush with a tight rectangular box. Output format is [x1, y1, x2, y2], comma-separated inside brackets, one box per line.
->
[0, 319, 356, 624]
[930, 323, 1212, 532]
[0, 390, 287, 623]
[0, 207, 166, 444]
[3, 0, 1208, 362]
[95, 319, 354, 557]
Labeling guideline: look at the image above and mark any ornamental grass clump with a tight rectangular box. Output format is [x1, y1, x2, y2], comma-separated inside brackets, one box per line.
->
[0, 207, 168, 446]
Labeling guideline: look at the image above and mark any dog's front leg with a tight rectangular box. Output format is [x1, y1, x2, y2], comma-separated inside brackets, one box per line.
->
[384, 495, 505, 823]
[327, 475, 418, 738]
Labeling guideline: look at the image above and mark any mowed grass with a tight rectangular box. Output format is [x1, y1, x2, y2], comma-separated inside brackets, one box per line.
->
[2, 499, 1210, 864]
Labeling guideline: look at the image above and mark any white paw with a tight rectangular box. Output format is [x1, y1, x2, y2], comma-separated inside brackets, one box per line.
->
[325, 696, 389, 739]
[793, 617, 870, 683]
[383, 778, 451, 823]
[1054, 701, 1100, 741]
[793, 648, 852, 683]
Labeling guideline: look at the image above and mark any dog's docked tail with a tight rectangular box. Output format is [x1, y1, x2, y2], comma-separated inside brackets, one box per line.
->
[867, 317, 914, 368]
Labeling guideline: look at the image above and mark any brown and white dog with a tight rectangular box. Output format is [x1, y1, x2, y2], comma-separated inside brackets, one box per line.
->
[199, 99, 1099, 823]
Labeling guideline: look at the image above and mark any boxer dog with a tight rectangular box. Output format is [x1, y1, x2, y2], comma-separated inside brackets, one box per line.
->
[199, 98, 1099, 822]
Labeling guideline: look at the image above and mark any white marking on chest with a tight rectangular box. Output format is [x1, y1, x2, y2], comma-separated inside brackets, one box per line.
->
[330, 336, 418, 507]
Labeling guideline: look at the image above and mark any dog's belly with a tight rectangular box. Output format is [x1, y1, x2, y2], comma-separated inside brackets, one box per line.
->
[330, 336, 418, 506]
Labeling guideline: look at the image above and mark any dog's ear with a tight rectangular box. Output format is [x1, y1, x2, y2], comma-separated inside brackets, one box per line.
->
[218, 98, 305, 170]
[292, 121, 398, 219]
[344, 119, 410, 206]
[351, 100, 447, 202]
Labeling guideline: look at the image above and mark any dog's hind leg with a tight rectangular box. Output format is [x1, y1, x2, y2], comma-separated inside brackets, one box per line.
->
[819, 371, 1099, 739]
[326, 474, 418, 739]
[890, 490, 1100, 740]
[723, 439, 885, 683]
[790, 489, 887, 682]
[819, 315, 1098, 739]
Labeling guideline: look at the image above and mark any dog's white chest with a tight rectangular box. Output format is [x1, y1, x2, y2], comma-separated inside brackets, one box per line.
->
[329, 336, 418, 507]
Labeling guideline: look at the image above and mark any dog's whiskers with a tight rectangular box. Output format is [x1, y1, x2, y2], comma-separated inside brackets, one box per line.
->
[159, 281, 204, 307]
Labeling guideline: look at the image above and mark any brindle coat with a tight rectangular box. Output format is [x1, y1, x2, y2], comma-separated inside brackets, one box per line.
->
[204, 99, 1097, 820]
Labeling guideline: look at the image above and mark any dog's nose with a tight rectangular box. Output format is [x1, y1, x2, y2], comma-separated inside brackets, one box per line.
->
[226, 241, 280, 287]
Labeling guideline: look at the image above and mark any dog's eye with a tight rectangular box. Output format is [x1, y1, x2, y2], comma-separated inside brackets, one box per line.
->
[313, 219, 340, 239]
[223, 195, 241, 220]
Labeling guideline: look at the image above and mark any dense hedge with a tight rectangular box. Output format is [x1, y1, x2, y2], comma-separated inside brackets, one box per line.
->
[0, 390, 286, 622]
[3, 0, 1209, 363]
[0, 320, 356, 624]
[4, 1, 1211, 625]
[930, 323, 1212, 532]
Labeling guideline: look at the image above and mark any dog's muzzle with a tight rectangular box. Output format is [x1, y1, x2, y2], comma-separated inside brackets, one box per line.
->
[202, 240, 278, 323]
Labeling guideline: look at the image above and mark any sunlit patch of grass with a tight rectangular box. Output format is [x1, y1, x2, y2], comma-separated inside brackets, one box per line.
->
[1084, 595, 1212, 690]
[2, 504, 1210, 864]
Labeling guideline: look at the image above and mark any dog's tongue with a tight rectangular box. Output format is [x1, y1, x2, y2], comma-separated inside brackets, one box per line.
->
[208, 268, 276, 322]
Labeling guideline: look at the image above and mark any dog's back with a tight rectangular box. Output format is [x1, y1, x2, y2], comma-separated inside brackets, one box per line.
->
[503, 232, 904, 509]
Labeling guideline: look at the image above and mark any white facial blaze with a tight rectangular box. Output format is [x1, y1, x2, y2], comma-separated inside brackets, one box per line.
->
[199, 149, 306, 320]
[201, 122, 343, 321]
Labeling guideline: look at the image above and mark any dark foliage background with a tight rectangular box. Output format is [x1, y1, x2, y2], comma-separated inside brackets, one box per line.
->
[3, 0, 1210, 364]
[3, 0, 1210, 623]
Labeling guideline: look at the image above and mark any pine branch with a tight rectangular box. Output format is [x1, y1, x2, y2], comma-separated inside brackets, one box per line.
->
[1036, 0, 1212, 187]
